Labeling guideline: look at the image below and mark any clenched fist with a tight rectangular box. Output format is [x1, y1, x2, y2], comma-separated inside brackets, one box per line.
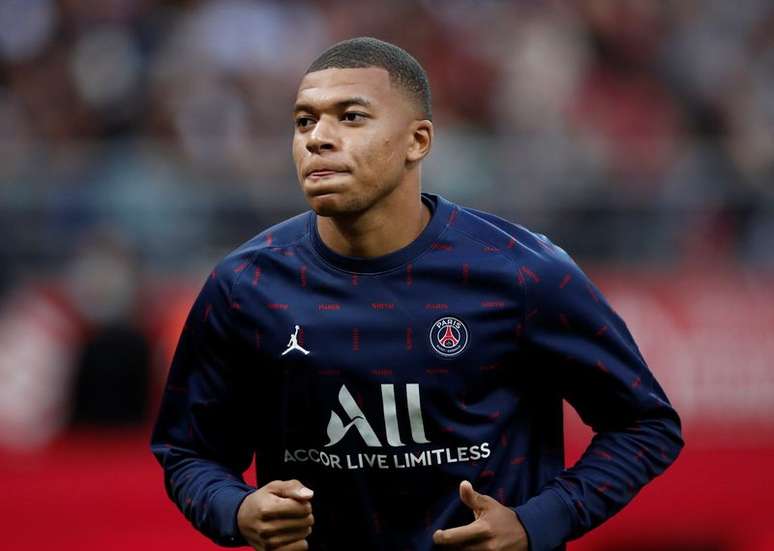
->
[237, 479, 315, 551]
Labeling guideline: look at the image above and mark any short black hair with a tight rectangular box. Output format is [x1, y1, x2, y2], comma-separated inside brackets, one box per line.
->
[306, 37, 432, 121]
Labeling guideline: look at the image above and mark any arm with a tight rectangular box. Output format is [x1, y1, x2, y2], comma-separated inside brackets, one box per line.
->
[513, 239, 684, 551]
[150, 266, 255, 546]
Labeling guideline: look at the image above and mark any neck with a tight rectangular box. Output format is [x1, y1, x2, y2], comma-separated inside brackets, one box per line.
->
[316, 182, 431, 259]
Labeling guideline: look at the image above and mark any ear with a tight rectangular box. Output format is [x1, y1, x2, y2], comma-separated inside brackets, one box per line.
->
[406, 119, 433, 164]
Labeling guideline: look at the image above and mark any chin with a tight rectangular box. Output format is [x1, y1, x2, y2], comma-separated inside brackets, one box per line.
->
[304, 186, 380, 218]
[307, 193, 353, 217]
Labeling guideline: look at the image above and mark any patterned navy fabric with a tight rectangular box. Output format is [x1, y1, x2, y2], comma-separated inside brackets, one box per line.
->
[151, 193, 683, 550]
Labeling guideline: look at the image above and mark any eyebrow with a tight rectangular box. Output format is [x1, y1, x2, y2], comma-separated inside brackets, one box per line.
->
[293, 96, 373, 114]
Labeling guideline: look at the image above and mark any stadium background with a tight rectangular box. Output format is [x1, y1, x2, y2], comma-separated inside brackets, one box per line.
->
[1, 1, 773, 550]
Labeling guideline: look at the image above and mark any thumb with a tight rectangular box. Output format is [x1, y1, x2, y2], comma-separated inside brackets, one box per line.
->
[459, 480, 483, 515]
[271, 479, 314, 500]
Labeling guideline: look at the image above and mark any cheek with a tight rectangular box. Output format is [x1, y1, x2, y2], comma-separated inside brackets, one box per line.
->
[291, 138, 306, 170]
[358, 135, 401, 175]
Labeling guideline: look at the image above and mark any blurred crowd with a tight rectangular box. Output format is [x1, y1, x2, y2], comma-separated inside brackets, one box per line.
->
[1, 0, 773, 274]
[1, 0, 773, 445]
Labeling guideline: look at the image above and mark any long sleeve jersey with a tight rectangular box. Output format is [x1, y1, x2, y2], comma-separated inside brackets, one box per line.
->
[151, 192, 683, 551]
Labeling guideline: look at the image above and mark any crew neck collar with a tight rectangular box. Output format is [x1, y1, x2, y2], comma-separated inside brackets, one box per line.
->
[308, 192, 453, 274]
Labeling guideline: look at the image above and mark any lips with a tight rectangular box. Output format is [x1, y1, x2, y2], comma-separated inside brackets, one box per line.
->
[304, 165, 350, 179]
[307, 170, 343, 179]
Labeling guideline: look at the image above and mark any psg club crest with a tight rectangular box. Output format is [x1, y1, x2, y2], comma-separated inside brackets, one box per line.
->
[429, 316, 469, 358]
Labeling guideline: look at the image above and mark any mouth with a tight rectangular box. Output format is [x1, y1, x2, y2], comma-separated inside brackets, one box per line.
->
[306, 169, 349, 180]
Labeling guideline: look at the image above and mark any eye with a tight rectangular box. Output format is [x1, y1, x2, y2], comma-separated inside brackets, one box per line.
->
[342, 112, 367, 123]
[295, 116, 315, 129]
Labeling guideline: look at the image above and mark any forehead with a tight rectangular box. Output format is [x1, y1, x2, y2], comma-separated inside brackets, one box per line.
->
[295, 67, 399, 110]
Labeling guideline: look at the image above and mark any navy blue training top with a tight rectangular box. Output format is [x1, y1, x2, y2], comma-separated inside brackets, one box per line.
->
[151, 193, 683, 550]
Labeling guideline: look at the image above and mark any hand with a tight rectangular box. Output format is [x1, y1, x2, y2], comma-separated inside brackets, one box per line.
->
[237, 479, 315, 551]
[433, 480, 528, 550]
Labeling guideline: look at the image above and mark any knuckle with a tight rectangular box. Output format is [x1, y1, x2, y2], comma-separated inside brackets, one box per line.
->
[263, 494, 282, 513]
[264, 480, 280, 492]
[256, 522, 278, 539]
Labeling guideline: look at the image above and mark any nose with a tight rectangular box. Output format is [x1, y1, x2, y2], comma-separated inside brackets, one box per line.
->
[305, 116, 337, 154]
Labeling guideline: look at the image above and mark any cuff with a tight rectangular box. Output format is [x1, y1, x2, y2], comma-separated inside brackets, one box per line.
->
[513, 488, 575, 551]
[210, 484, 256, 547]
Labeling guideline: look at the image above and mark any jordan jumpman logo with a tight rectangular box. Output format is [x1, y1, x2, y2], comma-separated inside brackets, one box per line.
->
[282, 325, 310, 356]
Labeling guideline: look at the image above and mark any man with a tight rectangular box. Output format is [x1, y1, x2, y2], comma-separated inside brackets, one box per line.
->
[151, 37, 683, 551]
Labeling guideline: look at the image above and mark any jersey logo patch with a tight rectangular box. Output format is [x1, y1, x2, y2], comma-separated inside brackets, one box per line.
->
[429, 316, 469, 358]
[282, 325, 310, 356]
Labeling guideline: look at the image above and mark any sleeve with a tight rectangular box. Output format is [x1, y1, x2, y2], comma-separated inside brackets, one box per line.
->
[150, 264, 256, 547]
[512, 238, 684, 551]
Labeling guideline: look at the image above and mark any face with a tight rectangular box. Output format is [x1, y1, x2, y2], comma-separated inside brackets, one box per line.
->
[292, 67, 425, 217]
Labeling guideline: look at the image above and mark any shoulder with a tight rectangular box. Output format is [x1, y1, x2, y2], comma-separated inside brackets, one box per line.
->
[209, 210, 312, 295]
[447, 201, 576, 276]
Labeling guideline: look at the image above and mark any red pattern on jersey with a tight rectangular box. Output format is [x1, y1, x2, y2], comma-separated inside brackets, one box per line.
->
[521, 266, 540, 283]
[300, 265, 307, 287]
[426, 368, 449, 375]
[371, 368, 393, 376]
[560, 273, 572, 288]
[586, 282, 600, 302]
[319, 369, 341, 376]
[481, 363, 502, 373]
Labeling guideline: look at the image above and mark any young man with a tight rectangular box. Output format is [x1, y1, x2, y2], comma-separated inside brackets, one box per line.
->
[151, 37, 683, 551]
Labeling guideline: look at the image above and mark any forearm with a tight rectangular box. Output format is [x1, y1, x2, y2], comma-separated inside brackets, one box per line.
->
[152, 443, 256, 547]
[515, 404, 683, 550]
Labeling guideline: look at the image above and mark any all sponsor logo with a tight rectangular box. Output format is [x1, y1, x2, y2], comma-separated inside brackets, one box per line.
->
[284, 382, 491, 471]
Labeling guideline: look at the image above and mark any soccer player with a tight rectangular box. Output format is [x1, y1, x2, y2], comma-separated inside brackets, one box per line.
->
[151, 37, 683, 551]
